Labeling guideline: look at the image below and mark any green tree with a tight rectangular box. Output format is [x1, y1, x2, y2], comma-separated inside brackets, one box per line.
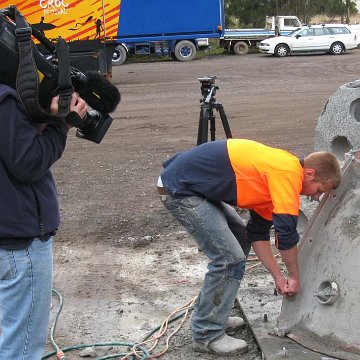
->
[224, 0, 358, 27]
[225, 0, 268, 27]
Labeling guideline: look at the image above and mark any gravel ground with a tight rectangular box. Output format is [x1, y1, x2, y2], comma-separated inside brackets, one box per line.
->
[46, 49, 360, 359]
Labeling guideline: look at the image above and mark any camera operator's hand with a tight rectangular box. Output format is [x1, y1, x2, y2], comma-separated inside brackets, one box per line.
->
[50, 93, 88, 129]
[69, 93, 87, 119]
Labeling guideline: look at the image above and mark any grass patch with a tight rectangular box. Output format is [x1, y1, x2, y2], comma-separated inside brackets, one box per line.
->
[124, 39, 227, 64]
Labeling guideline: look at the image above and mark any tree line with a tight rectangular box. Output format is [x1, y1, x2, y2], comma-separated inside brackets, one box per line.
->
[224, 0, 358, 27]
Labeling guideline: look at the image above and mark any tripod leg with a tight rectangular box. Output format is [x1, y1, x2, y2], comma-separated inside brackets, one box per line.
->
[218, 104, 233, 139]
[197, 107, 204, 145]
[209, 110, 216, 142]
[197, 106, 210, 145]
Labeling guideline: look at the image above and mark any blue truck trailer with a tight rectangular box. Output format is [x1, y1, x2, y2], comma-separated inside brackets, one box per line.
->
[112, 0, 225, 64]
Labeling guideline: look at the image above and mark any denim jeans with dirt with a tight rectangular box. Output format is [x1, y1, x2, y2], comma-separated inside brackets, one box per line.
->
[161, 195, 251, 344]
[0, 238, 53, 360]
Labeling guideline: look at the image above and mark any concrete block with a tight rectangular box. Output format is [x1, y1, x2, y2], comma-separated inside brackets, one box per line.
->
[314, 80, 360, 160]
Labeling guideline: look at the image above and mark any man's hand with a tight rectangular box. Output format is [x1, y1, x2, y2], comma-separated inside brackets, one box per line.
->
[251, 241, 301, 298]
[283, 276, 300, 297]
[69, 93, 87, 118]
[50, 95, 60, 116]
[50, 93, 88, 128]
[279, 246, 300, 297]
[274, 275, 288, 296]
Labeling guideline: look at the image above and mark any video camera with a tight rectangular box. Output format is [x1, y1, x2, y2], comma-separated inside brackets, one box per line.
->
[198, 76, 218, 104]
[0, 5, 121, 143]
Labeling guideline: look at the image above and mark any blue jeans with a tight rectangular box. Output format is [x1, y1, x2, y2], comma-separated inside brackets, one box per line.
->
[161, 195, 251, 343]
[0, 237, 53, 360]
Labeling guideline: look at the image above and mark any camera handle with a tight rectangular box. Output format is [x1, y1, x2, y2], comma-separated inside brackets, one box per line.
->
[197, 89, 232, 145]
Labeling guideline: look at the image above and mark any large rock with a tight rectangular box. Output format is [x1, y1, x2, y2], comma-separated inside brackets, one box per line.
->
[314, 79, 360, 160]
[300, 80, 360, 233]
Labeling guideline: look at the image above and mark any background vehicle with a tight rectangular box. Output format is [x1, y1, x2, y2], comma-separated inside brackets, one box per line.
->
[259, 24, 358, 57]
[111, 1, 223, 65]
[220, 16, 302, 55]
[2, 0, 225, 76]
[349, 24, 360, 46]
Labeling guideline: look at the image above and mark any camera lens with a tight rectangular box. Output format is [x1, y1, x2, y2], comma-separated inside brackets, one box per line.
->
[76, 110, 113, 144]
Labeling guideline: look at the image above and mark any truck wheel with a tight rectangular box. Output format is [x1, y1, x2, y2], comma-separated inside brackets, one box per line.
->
[233, 41, 249, 55]
[330, 42, 344, 55]
[112, 45, 127, 65]
[274, 44, 289, 57]
[174, 40, 197, 61]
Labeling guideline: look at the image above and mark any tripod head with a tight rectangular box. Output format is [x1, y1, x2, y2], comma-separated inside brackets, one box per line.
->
[199, 76, 219, 104]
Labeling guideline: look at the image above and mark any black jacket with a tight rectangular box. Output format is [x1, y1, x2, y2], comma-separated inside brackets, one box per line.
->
[0, 84, 69, 240]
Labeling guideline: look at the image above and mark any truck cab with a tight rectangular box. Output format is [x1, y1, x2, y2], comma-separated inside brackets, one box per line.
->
[266, 16, 302, 34]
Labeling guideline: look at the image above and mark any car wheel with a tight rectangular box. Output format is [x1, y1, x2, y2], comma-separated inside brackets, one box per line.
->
[112, 45, 127, 65]
[174, 40, 197, 61]
[330, 42, 344, 55]
[275, 44, 289, 57]
[233, 41, 249, 55]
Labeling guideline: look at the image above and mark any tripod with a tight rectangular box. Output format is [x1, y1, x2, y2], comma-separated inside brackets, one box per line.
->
[197, 76, 232, 145]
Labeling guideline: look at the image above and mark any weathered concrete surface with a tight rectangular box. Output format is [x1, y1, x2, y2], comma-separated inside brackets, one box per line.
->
[294, 77, 360, 360]
[247, 78, 360, 357]
[314, 80, 360, 160]
[277, 151, 360, 360]
[302, 79, 360, 232]
[239, 287, 341, 359]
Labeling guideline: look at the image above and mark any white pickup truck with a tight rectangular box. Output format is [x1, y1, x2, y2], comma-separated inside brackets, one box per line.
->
[220, 15, 302, 55]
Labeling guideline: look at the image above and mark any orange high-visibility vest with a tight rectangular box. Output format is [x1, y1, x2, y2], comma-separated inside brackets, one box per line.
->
[226, 139, 303, 221]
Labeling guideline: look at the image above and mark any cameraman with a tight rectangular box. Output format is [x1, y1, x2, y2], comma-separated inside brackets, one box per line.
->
[0, 83, 87, 359]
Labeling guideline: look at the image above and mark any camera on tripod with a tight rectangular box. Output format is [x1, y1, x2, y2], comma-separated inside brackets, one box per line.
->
[198, 76, 219, 104]
[197, 75, 232, 145]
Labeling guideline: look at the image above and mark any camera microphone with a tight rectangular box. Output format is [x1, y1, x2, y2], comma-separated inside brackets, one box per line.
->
[75, 72, 121, 114]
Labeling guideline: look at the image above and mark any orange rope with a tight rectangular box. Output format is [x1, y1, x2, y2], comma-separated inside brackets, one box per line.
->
[121, 297, 197, 359]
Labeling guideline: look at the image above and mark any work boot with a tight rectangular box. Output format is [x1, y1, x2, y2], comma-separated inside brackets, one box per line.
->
[193, 334, 248, 356]
[225, 316, 245, 333]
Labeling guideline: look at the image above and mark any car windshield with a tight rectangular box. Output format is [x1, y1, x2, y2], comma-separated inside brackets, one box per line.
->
[286, 27, 302, 36]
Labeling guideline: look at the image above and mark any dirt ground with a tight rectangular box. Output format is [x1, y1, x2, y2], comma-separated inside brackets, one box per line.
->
[46, 50, 360, 359]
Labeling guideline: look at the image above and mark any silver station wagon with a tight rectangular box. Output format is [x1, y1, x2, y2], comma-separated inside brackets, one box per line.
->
[259, 24, 358, 57]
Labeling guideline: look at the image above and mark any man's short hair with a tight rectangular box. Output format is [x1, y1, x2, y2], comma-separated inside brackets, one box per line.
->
[304, 151, 341, 189]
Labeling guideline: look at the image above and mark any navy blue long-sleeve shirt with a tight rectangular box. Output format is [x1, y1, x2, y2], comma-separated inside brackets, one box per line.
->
[0, 84, 68, 242]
